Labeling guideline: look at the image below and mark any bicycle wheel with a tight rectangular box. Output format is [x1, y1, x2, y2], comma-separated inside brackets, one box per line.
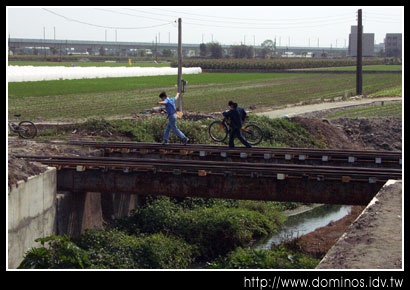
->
[209, 120, 228, 142]
[17, 121, 38, 139]
[242, 124, 263, 145]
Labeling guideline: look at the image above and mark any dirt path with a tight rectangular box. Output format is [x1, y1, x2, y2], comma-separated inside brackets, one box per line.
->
[255, 96, 402, 119]
[316, 180, 402, 269]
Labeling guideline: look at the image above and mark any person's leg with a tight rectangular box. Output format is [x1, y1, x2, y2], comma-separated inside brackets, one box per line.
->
[228, 128, 236, 148]
[163, 118, 172, 143]
[237, 129, 252, 148]
[169, 114, 187, 141]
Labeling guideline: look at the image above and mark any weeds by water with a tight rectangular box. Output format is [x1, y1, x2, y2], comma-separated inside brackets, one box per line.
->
[19, 115, 327, 269]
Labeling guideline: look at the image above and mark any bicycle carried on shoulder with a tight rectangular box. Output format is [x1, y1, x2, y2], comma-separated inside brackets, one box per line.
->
[208, 116, 263, 145]
[8, 114, 38, 139]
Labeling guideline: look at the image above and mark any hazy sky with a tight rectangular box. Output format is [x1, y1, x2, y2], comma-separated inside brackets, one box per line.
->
[7, 6, 403, 47]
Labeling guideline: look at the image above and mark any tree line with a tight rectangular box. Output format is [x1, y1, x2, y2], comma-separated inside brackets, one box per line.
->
[199, 39, 278, 59]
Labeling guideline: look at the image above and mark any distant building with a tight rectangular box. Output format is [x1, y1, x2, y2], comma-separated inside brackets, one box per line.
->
[384, 33, 402, 58]
[348, 26, 375, 57]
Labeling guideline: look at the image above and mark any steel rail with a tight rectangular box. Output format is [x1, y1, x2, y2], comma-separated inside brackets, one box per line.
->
[68, 140, 402, 159]
[16, 155, 401, 181]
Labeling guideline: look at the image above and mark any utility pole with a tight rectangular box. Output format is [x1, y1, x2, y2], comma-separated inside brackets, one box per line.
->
[155, 35, 158, 62]
[43, 27, 46, 57]
[177, 18, 183, 112]
[356, 9, 363, 95]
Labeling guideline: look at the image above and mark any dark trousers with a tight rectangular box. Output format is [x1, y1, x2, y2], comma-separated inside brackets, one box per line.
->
[228, 128, 252, 148]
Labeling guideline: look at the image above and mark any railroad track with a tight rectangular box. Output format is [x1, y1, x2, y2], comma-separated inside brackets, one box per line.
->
[16, 155, 401, 184]
[68, 140, 402, 168]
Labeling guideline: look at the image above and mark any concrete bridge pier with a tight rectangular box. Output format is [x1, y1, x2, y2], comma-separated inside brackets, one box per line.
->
[56, 191, 103, 237]
[57, 191, 139, 237]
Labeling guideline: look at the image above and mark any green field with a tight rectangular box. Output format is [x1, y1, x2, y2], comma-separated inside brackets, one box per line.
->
[306, 65, 402, 71]
[324, 102, 402, 119]
[8, 72, 402, 121]
[368, 86, 402, 97]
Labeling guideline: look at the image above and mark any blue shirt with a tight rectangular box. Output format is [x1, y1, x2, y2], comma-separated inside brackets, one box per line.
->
[164, 97, 177, 115]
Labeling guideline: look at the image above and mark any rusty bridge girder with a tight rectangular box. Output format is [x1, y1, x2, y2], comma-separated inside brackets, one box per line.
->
[16, 149, 401, 206]
[56, 167, 386, 205]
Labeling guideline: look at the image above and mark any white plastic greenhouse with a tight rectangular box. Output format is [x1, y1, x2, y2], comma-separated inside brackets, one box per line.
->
[7, 66, 202, 82]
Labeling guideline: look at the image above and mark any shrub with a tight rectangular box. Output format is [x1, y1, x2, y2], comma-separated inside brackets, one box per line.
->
[76, 229, 194, 269]
[18, 235, 91, 269]
[208, 246, 319, 269]
[116, 197, 284, 260]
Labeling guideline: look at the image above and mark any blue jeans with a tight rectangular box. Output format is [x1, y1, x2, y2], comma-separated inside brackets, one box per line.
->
[163, 113, 186, 143]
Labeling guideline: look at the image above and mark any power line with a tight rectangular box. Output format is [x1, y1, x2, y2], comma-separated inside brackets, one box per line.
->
[42, 8, 174, 30]
[155, 7, 354, 22]
[126, 7, 354, 25]
[183, 18, 355, 30]
[95, 8, 175, 24]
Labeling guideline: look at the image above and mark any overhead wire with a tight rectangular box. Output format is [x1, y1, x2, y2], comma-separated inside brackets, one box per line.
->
[123, 8, 355, 30]
[42, 8, 174, 30]
[155, 7, 354, 22]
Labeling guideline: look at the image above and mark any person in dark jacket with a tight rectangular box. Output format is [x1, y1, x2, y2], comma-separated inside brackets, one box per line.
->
[228, 100, 247, 123]
[223, 101, 252, 148]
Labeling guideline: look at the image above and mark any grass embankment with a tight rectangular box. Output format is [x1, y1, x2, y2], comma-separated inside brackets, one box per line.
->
[8, 73, 402, 122]
[19, 116, 324, 269]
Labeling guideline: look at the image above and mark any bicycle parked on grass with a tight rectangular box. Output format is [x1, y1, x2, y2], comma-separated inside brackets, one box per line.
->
[8, 114, 38, 139]
[208, 116, 263, 145]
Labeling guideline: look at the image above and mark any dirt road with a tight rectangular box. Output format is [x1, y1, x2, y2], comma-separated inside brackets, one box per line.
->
[255, 97, 402, 119]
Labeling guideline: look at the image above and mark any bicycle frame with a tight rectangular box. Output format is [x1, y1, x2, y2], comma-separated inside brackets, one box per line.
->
[8, 120, 18, 133]
[217, 117, 250, 133]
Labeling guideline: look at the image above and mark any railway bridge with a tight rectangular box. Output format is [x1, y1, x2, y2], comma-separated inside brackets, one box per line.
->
[18, 141, 402, 206]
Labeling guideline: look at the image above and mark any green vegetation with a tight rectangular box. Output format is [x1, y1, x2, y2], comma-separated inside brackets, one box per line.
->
[76, 229, 194, 269]
[368, 85, 402, 97]
[36, 115, 327, 149]
[306, 65, 402, 71]
[11, 57, 402, 269]
[18, 235, 91, 269]
[171, 58, 387, 70]
[116, 197, 285, 261]
[324, 102, 402, 119]
[208, 246, 319, 269]
[19, 115, 328, 269]
[8, 72, 401, 122]
[18, 196, 309, 269]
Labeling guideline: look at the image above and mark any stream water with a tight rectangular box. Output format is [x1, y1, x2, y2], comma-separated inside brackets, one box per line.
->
[253, 204, 352, 250]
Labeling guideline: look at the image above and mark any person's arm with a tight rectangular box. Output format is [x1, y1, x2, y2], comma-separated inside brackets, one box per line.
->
[174, 92, 180, 100]
[157, 98, 168, 105]
[223, 109, 233, 118]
